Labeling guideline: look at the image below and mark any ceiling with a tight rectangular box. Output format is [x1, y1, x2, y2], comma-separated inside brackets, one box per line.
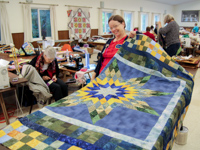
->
[145, 0, 198, 5]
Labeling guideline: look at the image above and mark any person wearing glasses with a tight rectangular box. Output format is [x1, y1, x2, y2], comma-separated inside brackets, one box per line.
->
[92, 15, 136, 80]
[30, 46, 68, 101]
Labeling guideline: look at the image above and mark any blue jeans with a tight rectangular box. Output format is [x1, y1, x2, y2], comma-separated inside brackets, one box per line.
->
[166, 43, 180, 57]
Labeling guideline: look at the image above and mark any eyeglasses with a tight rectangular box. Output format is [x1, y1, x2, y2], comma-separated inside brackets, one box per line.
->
[109, 24, 121, 31]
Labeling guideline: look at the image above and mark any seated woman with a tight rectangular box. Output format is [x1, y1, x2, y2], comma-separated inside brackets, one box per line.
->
[92, 15, 136, 80]
[30, 46, 68, 101]
[143, 26, 156, 41]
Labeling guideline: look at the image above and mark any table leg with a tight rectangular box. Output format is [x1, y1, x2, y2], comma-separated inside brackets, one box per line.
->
[0, 93, 10, 125]
[13, 84, 24, 116]
[20, 84, 24, 107]
[14, 89, 23, 115]
[87, 72, 91, 80]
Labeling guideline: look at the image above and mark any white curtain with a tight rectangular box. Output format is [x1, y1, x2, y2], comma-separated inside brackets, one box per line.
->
[138, 11, 141, 31]
[113, 9, 117, 15]
[131, 12, 135, 30]
[121, 10, 124, 18]
[148, 12, 151, 27]
[161, 14, 165, 26]
[151, 13, 155, 26]
[0, 3, 13, 45]
[98, 8, 103, 35]
[50, 6, 58, 40]
[68, 6, 91, 40]
[22, 4, 32, 42]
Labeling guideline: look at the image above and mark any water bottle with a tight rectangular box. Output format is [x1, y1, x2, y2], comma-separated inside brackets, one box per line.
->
[85, 53, 90, 68]
[66, 49, 70, 62]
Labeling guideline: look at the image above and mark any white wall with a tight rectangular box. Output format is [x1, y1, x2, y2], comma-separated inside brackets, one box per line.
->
[174, 1, 200, 27]
[6, 0, 174, 34]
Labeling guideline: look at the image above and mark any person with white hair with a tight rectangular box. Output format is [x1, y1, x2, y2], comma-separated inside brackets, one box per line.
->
[157, 14, 180, 57]
[30, 46, 68, 101]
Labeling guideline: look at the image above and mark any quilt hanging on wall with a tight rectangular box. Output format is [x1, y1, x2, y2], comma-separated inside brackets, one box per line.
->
[68, 8, 91, 40]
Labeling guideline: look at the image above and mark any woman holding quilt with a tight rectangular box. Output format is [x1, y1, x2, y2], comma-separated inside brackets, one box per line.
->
[92, 15, 136, 80]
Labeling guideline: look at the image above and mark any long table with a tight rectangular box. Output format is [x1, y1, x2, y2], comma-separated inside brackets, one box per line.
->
[0, 72, 27, 125]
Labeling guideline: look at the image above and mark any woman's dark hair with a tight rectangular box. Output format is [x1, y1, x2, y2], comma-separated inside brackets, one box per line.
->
[146, 27, 151, 32]
[108, 15, 126, 28]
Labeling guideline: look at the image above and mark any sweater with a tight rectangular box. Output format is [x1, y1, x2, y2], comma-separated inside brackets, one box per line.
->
[192, 26, 199, 33]
[143, 32, 155, 41]
[159, 21, 180, 47]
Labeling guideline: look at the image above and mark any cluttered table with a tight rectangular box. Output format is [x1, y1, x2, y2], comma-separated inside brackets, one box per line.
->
[0, 53, 34, 71]
[174, 55, 200, 68]
[0, 53, 34, 62]
[173, 55, 200, 75]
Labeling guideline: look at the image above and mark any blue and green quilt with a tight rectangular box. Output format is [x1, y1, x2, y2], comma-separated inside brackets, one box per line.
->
[0, 34, 194, 150]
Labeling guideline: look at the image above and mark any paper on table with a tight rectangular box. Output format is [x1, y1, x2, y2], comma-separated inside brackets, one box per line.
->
[0, 59, 10, 66]
[181, 55, 193, 60]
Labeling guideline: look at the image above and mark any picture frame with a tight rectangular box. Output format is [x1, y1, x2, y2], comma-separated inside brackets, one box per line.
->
[181, 10, 199, 22]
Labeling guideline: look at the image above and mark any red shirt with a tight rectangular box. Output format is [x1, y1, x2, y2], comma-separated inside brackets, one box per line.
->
[99, 36, 127, 73]
[143, 31, 155, 41]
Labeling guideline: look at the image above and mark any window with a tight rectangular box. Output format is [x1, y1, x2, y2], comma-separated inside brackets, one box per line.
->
[153, 14, 160, 27]
[140, 13, 148, 32]
[124, 12, 132, 31]
[102, 11, 112, 34]
[31, 8, 51, 40]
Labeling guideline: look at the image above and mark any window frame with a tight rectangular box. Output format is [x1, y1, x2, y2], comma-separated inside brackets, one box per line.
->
[123, 11, 133, 32]
[102, 10, 113, 34]
[31, 7, 52, 41]
[0, 11, 1, 44]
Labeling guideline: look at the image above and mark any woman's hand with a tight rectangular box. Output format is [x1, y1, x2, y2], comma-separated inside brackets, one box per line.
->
[129, 31, 136, 38]
[43, 76, 51, 81]
[52, 75, 57, 82]
[91, 72, 96, 81]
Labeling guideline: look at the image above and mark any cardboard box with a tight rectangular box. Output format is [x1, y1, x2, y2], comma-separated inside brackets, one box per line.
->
[95, 45, 104, 51]
[87, 47, 94, 54]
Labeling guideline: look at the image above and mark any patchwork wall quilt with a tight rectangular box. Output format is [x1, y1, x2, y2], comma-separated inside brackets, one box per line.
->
[68, 8, 91, 40]
[0, 34, 194, 150]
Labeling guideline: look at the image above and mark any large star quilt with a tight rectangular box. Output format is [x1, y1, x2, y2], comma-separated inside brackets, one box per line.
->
[0, 34, 194, 150]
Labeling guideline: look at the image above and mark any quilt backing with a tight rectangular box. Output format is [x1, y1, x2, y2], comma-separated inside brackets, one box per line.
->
[0, 34, 194, 150]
